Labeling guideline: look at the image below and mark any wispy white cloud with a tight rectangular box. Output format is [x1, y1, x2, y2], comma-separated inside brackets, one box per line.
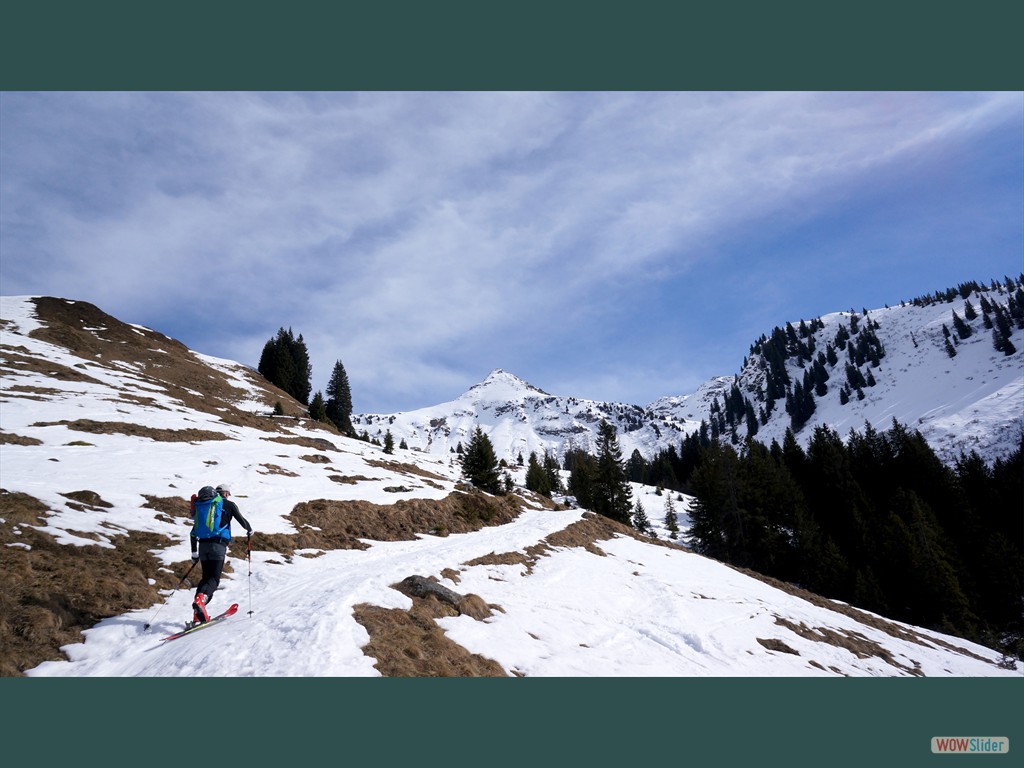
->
[2, 91, 1020, 410]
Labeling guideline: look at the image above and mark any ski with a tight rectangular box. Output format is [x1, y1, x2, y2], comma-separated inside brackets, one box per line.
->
[159, 603, 239, 642]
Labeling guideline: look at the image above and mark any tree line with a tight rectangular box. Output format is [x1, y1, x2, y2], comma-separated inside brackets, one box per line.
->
[458, 421, 636, 528]
[682, 422, 1023, 659]
[257, 327, 355, 436]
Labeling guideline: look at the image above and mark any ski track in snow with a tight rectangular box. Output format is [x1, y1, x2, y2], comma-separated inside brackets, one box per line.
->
[2, 295, 1021, 678]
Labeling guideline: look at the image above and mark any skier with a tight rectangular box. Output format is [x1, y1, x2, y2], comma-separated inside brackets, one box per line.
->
[190, 484, 252, 624]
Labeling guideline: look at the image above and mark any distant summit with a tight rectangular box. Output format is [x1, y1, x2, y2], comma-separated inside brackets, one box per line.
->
[461, 369, 551, 402]
[353, 367, 691, 462]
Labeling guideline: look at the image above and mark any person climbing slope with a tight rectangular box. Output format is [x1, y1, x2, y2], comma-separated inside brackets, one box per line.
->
[189, 484, 252, 625]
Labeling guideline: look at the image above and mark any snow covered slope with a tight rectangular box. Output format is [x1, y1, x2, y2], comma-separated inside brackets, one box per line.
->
[1, 295, 1019, 677]
[353, 368, 699, 463]
[358, 284, 1023, 466]
[672, 285, 1024, 464]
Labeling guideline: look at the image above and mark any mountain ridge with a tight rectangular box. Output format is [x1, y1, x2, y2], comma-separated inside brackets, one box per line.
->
[354, 280, 1024, 467]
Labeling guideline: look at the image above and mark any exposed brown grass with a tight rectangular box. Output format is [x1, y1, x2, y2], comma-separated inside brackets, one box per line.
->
[729, 564, 994, 665]
[261, 435, 340, 451]
[2, 298, 542, 677]
[366, 458, 448, 487]
[352, 603, 508, 677]
[757, 637, 800, 655]
[4, 384, 68, 398]
[328, 474, 378, 485]
[141, 495, 189, 521]
[0, 432, 43, 446]
[353, 514, 686, 676]
[463, 511, 684, 575]
[24, 297, 317, 430]
[352, 575, 505, 677]
[258, 463, 299, 477]
[30, 419, 235, 443]
[1, 346, 105, 386]
[279, 490, 525, 557]
[0, 484, 534, 675]
[59, 490, 115, 512]
[0, 490, 178, 677]
[772, 616, 923, 676]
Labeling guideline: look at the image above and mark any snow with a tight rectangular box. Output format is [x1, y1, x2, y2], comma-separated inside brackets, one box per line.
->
[703, 297, 1024, 464]
[1, 295, 1021, 678]
[356, 290, 1023, 468]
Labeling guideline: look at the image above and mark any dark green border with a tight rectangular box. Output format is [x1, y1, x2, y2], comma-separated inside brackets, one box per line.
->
[2, 2, 1022, 767]
[1, 677, 1021, 766]
[1, 0, 1022, 89]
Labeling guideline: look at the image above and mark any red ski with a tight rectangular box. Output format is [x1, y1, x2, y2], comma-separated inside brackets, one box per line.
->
[160, 603, 239, 642]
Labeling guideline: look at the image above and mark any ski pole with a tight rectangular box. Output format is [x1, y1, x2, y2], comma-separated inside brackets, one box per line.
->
[143, 560, 198, 631]
[247, 532, 254, 617]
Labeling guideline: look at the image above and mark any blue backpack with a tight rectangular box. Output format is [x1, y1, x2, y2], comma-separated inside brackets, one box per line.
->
[193, 486, 227, 540]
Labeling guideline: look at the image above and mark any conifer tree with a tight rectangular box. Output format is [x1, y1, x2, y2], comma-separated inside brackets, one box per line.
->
[788, 380, 816, 433]
[627, 448, 647, 483]
[567, 450, 598, 509]
[291, 333, 312, 405]
[664, 494, 680, 540]
[684, 442, 741, 561]
[952, 309, 972, 339]
[633, 500, 653, 536]
[258, 333, 296, 398]
[992, 305, 1018, 355]
[525, 451, 551, 497]
[309, 391, 327, 422]
[543, 450, 563, 494]
[258, 327, 312, 405]
[383, 429, 395, 455]
[745, 407, 760, 438]
[461, 426, 501, 493]
[992, 327, 1017, 356]
[826, 343, 839, 367]
[591, 421, 633, 525]
[325, 360, 354, 435]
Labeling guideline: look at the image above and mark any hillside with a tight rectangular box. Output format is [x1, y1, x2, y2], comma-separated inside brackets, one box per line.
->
[355, 280, 1024, 467]
[353, 368, 701, 464]
[1, 295, 1019, 677]
[692, 280, 1024, 464]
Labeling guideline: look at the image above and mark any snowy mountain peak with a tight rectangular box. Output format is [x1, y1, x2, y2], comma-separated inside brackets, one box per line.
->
[462, 369, 550, 402]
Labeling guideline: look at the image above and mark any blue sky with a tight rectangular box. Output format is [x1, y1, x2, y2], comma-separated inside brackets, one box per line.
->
[1, 91, 1021, 413]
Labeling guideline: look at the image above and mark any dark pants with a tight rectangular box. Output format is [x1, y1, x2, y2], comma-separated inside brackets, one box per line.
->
[195, 540, 228, 605]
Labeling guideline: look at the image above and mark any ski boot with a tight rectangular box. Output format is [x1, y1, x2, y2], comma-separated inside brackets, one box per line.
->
[192, 593, 210, 625]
